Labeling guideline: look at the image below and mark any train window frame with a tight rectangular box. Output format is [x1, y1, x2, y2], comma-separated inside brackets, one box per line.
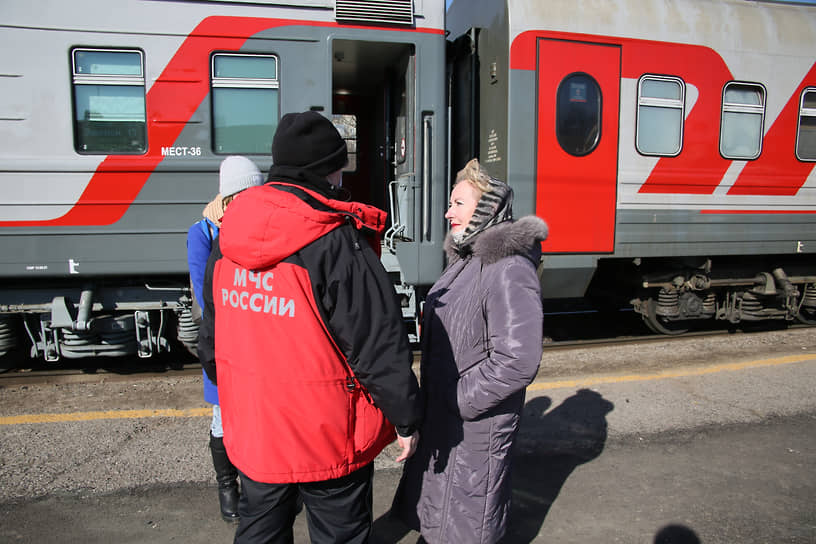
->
[211, 53, 280, 155]
[635, 75, 685, 157]
[331, 114, 358, 173]
[795, 87, 816, 162]
[719, 81, 766, 160]
[70, 48, 147, 155]
[555, 72, 602, 157]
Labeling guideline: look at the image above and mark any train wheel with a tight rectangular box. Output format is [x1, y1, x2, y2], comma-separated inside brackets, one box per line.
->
[642, 297, 689, 335]
[0, 315, 21, 372]
[0, 349, 22, 373]
[796, 284, 816, 325]
[796, 307, 816, 325]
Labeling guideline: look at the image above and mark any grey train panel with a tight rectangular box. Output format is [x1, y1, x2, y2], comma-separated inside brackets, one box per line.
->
[0, 233, 190, 278]
[615, 210, 816, 254]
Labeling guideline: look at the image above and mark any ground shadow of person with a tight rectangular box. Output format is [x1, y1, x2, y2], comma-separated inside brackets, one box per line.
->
[654, 523, 701, 543]
[505, 389, 614, 543]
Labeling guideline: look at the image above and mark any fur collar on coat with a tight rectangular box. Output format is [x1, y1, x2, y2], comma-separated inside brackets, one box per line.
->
[444, 215, 549, 266]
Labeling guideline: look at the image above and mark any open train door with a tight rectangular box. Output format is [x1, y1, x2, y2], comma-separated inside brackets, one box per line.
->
[536, 39, 620, 253]
[331, 40, 416, 214]
[331, 39, 435, 341]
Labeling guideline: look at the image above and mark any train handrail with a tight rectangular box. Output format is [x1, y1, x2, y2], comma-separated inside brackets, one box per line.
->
[385, 180, 403, 251]
[422, 115, 432, 242]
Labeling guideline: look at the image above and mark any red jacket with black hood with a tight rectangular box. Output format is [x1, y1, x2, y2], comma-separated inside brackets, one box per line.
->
[198, 165, 422, 484]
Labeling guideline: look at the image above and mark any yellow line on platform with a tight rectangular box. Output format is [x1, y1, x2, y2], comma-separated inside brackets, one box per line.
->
[528, 353, 816, 392]
[0, 407, 211, 426]
[2, 354, 814, 425]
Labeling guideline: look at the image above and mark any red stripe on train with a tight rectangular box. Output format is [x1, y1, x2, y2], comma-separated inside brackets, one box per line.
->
[511, 30, 816, 197]
[728, 62, 816, 196]
[699, 209, 816, 214]
[1, 17, 443, 227]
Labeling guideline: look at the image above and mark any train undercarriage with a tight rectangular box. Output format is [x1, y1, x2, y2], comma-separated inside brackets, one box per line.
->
[0, 273, 421, 372]
[1, 255, 815, 371]
[0, 278, 196, 372]
[625, 257, 816, 334]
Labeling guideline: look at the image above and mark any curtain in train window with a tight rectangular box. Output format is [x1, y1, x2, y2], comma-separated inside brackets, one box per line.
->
[555, 73, 601, 156]
[720, 82, 766, 160]
[71, 49, 147, 154]
[796, 88, 816, 161]
[212, 54, 280, 154]
[636, 76, 684, 156]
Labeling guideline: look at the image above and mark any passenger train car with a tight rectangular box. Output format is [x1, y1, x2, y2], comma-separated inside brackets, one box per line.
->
[448, 0, 816, 333]
[0, 0, 814, 369]
[0, 0, 447, 368]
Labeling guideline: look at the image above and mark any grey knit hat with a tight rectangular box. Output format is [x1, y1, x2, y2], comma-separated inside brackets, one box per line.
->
[219, 156, 264, 198]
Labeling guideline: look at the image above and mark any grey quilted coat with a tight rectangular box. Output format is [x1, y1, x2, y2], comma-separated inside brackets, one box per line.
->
[392, 215, 548, 544]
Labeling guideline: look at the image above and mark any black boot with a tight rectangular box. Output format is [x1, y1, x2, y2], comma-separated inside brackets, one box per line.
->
[209, 433, 240, 523]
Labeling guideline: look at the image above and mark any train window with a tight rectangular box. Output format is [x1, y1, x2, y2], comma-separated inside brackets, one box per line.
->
[720, 82, 766, 160]
[636, 76, 684, 156]
[71, 49, 146, 154]
[331, 114, 357, 172]
[556, 73, 601, 156]
[796, 88, 816, 161]
[211, 54, 279, 154]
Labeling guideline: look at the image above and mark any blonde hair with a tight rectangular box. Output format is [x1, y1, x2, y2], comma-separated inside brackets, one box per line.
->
[454, 158, 492, 194]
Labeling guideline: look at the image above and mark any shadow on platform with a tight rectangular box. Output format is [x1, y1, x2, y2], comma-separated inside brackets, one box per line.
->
[373, 388, 614, 543]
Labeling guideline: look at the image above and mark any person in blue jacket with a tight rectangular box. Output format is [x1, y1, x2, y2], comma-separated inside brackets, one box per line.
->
[186, 156, 264, 522]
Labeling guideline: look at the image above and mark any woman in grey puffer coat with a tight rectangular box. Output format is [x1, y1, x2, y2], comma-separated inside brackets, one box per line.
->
[391, 158, 548, 543]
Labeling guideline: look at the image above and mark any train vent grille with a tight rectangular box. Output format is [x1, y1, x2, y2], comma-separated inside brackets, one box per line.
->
[335, 0, 414, 26]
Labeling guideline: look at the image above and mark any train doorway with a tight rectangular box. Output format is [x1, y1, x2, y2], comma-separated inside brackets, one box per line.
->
[535, 39, 620, 254]
[331, 39, 415, 229]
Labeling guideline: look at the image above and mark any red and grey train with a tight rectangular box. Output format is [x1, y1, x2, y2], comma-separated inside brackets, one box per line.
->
[0, 0, 814, 369]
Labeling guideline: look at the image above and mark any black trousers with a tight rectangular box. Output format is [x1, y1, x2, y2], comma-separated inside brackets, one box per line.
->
[234, 463, 374, 544]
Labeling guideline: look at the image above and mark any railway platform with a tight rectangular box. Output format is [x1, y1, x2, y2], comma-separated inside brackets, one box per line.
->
[1, 327, 815, 543]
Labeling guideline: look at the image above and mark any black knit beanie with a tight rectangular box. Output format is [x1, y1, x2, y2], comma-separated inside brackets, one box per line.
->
[271, 111, 348, 177]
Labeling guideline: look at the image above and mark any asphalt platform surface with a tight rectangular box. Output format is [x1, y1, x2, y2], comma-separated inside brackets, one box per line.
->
[1, 327, 815, 543]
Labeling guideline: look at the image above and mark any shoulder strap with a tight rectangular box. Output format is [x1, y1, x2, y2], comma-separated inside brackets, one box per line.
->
[198, 219, 215, 243]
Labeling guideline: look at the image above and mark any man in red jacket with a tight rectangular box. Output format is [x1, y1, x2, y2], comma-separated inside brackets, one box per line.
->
[198, 111, 421, 543]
